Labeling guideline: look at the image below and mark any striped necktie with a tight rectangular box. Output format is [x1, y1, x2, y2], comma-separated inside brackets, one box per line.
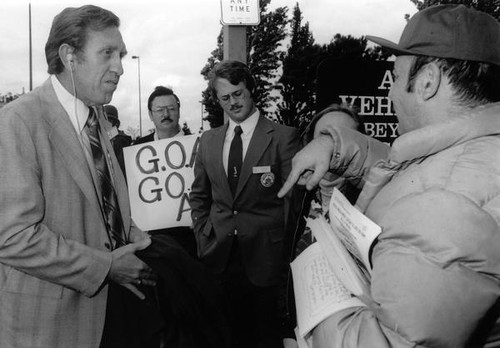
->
[85, 106, 126, 249]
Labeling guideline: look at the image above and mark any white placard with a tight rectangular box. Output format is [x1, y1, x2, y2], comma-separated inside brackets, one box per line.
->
[123, 135, 200, 231]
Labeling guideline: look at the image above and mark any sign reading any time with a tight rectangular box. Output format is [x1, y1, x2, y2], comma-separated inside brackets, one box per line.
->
[220, 0, 260, 25]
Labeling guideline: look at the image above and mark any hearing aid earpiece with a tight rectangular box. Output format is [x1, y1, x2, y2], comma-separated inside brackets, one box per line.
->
[66, 53, 73, 69]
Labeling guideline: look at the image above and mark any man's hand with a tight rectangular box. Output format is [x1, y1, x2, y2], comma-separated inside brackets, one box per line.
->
[108, 238, 157, 300]
[278, 134, 335, 198]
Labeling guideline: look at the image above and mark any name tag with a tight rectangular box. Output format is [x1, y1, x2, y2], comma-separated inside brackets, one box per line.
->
[252, 165, 271, 174]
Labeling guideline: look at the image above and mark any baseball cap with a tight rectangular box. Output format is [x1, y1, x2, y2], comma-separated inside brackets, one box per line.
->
[104, 105, 120, 127]
[366, 4, 500, 66]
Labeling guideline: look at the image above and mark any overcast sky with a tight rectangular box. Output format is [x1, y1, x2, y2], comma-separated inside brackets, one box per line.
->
[0, 0, 417, 136]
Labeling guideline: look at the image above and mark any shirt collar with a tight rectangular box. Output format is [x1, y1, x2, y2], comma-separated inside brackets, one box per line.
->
[228, 109, 259, 135]
[154, 129, 184, 141]
[51, 75, 89, 134]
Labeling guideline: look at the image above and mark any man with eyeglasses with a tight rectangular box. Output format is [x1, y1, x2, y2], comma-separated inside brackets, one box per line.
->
[134, 85, 196, 257]
[190, 60, 301, 347]
[134, 86, 190, 145]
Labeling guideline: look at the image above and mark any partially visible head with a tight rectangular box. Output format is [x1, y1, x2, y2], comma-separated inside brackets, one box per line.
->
[45, 5, 127, 106]
[147, 86, 181, 135]
[367, 5, 500, 133]
[104, 104, 119, 128]
[209, 60, 256, 123]
[303, 104, 361, 144]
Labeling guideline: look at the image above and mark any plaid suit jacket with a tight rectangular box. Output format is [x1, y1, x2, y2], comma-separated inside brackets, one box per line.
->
[0, 79, 142, 347]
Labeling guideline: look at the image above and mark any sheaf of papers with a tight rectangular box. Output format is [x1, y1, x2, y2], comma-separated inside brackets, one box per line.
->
[308, 216, 370, 297]
[328, 187, 381, 270]
[291, 242, 365, 339]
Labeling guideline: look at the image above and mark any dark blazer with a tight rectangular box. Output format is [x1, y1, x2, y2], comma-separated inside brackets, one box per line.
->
[100, 234, 231, 348]
[111, 131, 132, 175]
[190, 115, 300, 287]
[134, 129, 190, 145]
[133, 132, 155, 145]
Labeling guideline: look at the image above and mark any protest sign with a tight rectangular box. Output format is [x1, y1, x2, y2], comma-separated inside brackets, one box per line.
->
[123, 134, 200, 231]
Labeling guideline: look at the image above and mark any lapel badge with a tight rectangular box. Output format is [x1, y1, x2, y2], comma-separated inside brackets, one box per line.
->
[260, 172, 275, 188]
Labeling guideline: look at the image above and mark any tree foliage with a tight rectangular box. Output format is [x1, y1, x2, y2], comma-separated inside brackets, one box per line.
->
[276, 3, 319, 129]
[408, 0, 500, 20]
[200, 31, 224, 128]
[200, 0, 288, 128]
[277, 3, 390, 134]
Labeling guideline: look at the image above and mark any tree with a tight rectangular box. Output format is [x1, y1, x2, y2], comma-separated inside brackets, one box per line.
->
[200, 31, 224, 129]
[407, 0, 500, 20]
[276, 3, 321, 130]
[200, 0, 288, 128]
[278, 3, 390, 135]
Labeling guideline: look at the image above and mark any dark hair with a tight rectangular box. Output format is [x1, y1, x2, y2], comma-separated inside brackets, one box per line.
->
[303, 103, 362, 144]
[406, 56, 500, 106]
[208, 60, 255, 99]
[147, 86, 180, 111]
[45, 5, 120, 75]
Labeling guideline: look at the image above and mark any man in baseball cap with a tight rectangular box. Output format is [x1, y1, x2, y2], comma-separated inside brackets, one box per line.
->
[279, 5, 500, 347]
[104, 104, 132, 174]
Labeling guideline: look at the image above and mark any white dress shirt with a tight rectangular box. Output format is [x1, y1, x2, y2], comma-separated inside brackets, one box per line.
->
[50, 75, 112, 202]
[154, 129, 184, 141]
[223, 109, 260, 175]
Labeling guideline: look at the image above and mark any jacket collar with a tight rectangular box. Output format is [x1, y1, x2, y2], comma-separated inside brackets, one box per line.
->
[389, 103, 500, 165]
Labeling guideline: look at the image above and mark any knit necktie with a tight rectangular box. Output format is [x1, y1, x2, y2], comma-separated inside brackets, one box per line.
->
[85, 106, 126, 249]
[228, 125, 243, 196]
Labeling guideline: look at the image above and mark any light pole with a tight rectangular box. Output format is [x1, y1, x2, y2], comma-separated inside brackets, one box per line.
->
[131, 55, 142, 137]
[199, 100, 204, 133]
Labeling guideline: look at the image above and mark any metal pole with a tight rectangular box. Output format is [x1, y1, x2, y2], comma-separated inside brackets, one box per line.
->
[29, 3, 33, 91]
[132, 56, 142, 137]
[199, 101, 204, 133]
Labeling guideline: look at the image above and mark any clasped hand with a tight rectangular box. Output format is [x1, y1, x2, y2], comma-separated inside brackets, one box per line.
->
[108, 237, 157, 300]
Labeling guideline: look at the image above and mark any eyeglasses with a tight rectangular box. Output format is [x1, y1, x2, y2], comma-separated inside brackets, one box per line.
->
[151, 106, 178, 116]
[217, 89, 245, 105]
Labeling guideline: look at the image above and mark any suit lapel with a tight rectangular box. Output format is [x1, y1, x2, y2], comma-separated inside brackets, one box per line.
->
[235, 117, 272, 199]
[42, 80, 104, 224]
[212, 123, 233, 199]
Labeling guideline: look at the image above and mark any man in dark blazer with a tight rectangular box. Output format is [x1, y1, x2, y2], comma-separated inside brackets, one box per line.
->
[104, 104, 132, 175]
[190, 60, 301, 347]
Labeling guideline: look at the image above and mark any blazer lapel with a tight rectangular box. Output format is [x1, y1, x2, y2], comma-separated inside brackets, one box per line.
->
[212, 123, 233, 199]
[42, 81, 103, 223]
[235, 117, 272, 199]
